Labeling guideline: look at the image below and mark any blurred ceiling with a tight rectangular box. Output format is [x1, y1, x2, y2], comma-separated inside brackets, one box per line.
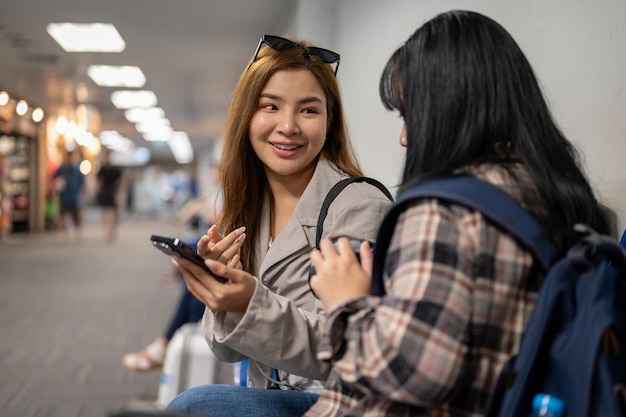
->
[0, 0, 293, 164]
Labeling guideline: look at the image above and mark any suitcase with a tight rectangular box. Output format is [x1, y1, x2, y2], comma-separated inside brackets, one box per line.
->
[156, 323, 235, 408]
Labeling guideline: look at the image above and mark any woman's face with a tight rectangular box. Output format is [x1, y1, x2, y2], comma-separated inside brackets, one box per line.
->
[249, 68, 328, 181]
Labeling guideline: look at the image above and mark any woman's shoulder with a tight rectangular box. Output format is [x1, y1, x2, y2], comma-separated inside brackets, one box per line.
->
[462, 163, 547, 221]
[333, 178, 394, 204]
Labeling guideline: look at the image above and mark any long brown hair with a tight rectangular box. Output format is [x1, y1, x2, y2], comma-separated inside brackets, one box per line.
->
[218, 36, 362, 272]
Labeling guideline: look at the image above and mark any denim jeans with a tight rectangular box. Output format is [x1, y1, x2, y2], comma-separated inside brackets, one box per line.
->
[167, 384, 320, 417]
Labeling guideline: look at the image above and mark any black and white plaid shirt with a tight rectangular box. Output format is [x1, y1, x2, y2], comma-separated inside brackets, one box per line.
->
[306, 165, 547, 417]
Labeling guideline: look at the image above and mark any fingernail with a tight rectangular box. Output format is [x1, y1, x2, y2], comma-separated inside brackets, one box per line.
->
[237, 226, 246, 233]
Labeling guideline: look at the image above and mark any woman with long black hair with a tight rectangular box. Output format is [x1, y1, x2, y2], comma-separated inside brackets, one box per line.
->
[308, 10, 610, 417]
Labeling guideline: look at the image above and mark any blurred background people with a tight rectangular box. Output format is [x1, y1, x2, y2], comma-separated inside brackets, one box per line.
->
[43, 187, 59, 231]
[135, 165, 173, 220]
[53, 149, 85, 242]
[96, 149, 123, 241]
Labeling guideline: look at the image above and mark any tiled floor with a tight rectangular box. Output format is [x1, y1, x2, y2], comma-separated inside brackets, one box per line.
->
[0, 207, 194, 417]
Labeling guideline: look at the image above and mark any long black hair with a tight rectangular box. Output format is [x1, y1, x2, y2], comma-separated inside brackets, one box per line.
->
[379, 10, 609, 248]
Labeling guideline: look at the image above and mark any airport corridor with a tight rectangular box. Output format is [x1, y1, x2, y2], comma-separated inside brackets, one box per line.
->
[0, 207, 192, 417]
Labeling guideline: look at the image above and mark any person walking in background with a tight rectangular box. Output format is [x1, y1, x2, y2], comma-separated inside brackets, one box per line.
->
[167, 34, 392, 416]
[43, 187, 60, 231]
[96, 149, 123, 241]
[305, 10, 611, 417]
[53, 149, 86, 243]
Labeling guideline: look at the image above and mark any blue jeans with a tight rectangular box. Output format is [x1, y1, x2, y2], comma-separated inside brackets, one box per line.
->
[167, 384, 319, 417]
[165, 285, 205, 340]
[164, 235, 205, 340]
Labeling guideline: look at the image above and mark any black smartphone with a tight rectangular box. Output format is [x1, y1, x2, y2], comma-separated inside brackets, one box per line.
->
[150, 234, 227, 283]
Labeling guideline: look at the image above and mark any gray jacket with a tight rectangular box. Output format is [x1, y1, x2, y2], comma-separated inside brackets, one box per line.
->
[203, 156, 392, 391]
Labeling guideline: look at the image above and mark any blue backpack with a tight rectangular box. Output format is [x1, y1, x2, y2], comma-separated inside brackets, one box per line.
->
[370, 175, 626, 417]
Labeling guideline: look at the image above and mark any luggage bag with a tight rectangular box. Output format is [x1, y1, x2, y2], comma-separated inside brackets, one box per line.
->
[156, 323, 235, 408]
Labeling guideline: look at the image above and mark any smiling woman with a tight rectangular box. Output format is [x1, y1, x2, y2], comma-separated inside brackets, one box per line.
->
[165, 35, 392, 417]
[249, 69, 328, 184]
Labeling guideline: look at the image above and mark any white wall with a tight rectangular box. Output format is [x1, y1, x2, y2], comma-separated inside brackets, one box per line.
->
[289, 0, 626, 233]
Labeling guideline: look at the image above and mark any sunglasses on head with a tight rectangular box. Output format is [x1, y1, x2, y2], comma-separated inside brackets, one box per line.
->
[250, 34, 341, 75]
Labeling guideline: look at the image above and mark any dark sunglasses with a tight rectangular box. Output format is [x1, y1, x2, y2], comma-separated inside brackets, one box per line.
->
[250, 34, 340, 75]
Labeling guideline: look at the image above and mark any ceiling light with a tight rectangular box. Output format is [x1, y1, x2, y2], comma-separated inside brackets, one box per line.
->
[56, 116, 68, 134]
[100, 130, 135, 152]
[143, 128, 173, 142]
[79, 160, 92, 176]
[136, 119, 171, 133]
[168, 132, 194, 164]
[16, 100, 28, 116]
[0, 91, 8, 106]
[88, 65, 146, 87]
[111, 90, 157, 109]
[47, 23, 125, 52]
[32, 107, 44, 122]
[125, 107, 165, 123]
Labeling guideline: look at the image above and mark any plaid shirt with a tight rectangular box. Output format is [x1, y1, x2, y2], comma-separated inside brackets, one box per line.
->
[305, 165, 547, 417]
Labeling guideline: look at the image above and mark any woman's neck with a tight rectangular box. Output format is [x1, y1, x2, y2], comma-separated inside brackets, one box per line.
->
[266, 167, 315, 241]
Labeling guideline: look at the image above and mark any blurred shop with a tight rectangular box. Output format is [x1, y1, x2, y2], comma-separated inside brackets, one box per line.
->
[0, 86, 219, 238]
[0, 89, 103, 236]
[0, 90, 46, 236]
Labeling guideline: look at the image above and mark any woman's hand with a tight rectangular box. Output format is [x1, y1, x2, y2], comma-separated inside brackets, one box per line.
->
[309, 237, 373, 311]
[197, 225, 245, 269]
[173, 256, 256, 313]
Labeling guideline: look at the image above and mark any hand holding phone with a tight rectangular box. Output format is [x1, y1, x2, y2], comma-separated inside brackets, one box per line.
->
[150, 235, 227, 283]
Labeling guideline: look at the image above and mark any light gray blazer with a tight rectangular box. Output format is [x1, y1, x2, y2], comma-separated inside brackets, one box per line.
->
[203, 156, 392, 391]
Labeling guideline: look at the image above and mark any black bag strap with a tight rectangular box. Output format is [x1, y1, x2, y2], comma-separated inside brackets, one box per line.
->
[315, 176, 394, 248]
[371, 175, 559, 296]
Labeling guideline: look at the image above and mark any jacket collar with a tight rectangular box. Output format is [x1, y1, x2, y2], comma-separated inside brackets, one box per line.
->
[256, 156, 345, 277]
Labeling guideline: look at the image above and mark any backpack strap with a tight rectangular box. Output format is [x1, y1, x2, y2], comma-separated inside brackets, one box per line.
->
[371, 175, 559, 296]
[315, 177, 394, 248]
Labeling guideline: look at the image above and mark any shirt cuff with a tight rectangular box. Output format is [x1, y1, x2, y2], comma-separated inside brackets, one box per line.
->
[317, 295, 377, 362]
[212, 279, 259, 342]
[212, 310, 245, 340]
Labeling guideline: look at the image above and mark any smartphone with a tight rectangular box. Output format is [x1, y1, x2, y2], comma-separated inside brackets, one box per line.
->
[150, 234, 227, 283]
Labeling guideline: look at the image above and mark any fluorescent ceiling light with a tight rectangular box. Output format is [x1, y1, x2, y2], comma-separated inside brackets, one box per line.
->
[100, 130, 135, 152]
[88, 65, 146, 87]
[125, 107, 165, 123]
[143, 129, 173, 142]
[111, 90, 157, 109]
[168, 132, 194, 164]
[109, 147, 151, 167]
[47, 23, 126, 53]
[136, 119, 171, 133]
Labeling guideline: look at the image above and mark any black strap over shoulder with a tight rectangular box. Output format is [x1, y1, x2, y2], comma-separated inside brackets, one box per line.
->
[315, 177, 393, 248]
